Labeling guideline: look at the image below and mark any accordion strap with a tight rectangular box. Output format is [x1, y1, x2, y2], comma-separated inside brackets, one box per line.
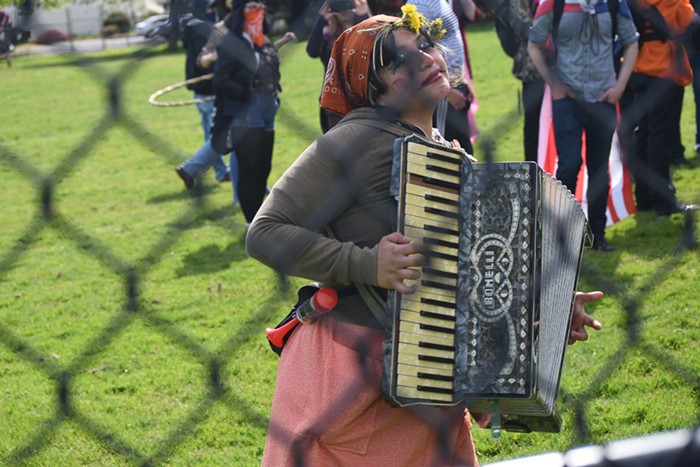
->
[324, 225, 387, 327]
[355, 283, 387, 327]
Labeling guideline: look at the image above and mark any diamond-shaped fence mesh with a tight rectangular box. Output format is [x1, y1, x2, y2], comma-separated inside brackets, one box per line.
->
[1, 4, 699, 467]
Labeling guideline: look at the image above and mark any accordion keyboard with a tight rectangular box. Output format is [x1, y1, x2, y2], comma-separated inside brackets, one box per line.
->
[394, 141, 464, 404]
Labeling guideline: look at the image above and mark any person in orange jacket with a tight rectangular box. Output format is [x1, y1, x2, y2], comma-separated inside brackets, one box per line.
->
[628, 0, 700, 215]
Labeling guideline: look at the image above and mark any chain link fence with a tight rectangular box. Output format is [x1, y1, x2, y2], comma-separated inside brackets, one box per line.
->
[1, 4, 699, 466]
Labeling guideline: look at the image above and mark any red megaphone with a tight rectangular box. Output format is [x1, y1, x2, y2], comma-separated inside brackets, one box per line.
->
[266, 317, 300, 349]
[265, 288, 339, 349]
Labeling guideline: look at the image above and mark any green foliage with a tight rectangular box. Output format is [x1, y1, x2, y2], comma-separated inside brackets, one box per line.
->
[1, 0, 63, 11]
[103, 12, 131, 34]
[0, 22, 699, 465]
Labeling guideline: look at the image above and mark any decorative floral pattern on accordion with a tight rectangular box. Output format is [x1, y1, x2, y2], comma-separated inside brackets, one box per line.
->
[458, 163, 535, 397]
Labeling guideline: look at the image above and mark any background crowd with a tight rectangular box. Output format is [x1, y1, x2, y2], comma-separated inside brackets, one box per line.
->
[173, 0, 699, 245]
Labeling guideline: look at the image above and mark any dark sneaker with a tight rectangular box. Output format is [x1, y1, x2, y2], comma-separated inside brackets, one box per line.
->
[657, 203, 700, 216]
[592, 238, 614, 252]
[670, 156, 691, 167]
[175, 167, 194, 190]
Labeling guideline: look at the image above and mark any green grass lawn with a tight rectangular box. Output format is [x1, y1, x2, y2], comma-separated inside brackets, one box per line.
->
[0, 21, 698, 465]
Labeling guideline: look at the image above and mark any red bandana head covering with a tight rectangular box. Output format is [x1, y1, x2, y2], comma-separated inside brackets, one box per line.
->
[244, 4, 266, 46]
[320, 15, 399, 117]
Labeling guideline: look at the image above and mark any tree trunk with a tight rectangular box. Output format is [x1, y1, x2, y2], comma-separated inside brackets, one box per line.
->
[168, 0, 188, 51]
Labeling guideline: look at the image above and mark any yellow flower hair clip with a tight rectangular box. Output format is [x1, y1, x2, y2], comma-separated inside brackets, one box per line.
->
[396, 4, 446, 41]
[368, 7, 449, 80]
[427, 18, 446, 42]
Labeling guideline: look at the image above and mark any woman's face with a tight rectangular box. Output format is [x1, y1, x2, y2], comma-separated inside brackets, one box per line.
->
[378, 28, 450, 108]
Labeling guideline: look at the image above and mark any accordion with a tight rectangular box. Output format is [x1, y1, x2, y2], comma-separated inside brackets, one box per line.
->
[382, 135, 591, 434]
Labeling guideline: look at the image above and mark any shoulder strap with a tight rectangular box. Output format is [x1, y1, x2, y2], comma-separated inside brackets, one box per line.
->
[627, 0, 670, 43]
[355, 284, 388, 326]
[553, 0, 620, 43]
[552, 0, 564, 42]
[333, 111, 415, 139]
[323, 225, 387, 326]
[609, 0, 619, 38]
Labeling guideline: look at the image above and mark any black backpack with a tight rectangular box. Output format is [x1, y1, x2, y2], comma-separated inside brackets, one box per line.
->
[495, 0, 521, 57]
[495, 0, 542, 58]
[626, 0, 670, 47]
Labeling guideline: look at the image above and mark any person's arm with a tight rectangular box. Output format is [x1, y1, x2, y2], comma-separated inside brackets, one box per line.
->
[199, 50, 218, 69]
[306, 14, 328, 58]
[213, 35, 253, 102]
[446, 86, 470, 110]
[527, 40, 575, 99]
[274, 31, 297, 50]
[457, 0, 477, 21]
[247, 126, 425, 291]
[198, 22, 226, 68]
[527, 6, 575, 99]
[599, 41, 638, 103]
[246, 130, 378, 285]
[353, 0, 371, 16]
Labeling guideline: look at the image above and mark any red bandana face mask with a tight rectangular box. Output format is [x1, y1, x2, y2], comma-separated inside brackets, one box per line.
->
[244, 7, 265, 46]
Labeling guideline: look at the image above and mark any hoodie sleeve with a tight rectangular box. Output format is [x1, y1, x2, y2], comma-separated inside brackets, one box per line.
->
[246, 125, 379, 286]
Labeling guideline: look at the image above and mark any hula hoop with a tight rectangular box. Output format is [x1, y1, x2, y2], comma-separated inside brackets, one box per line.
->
[148, 73, 215, 107]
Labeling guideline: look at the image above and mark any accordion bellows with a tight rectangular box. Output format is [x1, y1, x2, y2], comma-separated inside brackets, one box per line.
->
[382, 135, 591, 433]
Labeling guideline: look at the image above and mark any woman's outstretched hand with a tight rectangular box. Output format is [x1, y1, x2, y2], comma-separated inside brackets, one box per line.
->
[569, 291, 604, 344]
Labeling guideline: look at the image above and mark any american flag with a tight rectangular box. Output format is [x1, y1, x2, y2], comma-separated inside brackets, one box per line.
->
[537, 85, 637, 225]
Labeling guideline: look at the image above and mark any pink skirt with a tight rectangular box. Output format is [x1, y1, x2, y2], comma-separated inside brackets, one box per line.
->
[261, 315, 479, 466]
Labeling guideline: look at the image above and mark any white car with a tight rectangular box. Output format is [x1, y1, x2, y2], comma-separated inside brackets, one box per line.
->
[134, 14, 169, 36]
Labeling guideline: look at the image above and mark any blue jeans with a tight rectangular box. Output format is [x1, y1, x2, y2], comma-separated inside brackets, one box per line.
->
[552, 97, 616, 239]
[195, 93, 215, 142]
[180, 140, 240, 202]
[230, 92, 279, 130]
[188, 92, 236, 184]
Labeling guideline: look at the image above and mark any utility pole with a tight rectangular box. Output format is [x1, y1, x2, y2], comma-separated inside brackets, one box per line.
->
[168, 0, 188, 50]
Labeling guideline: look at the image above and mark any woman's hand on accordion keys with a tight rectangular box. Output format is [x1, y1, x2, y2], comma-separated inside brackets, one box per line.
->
[568, 291, 604, 345]
[377, 232, 425, 294]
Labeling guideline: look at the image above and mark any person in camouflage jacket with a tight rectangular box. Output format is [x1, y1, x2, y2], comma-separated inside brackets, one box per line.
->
[508, 0, 544, 163]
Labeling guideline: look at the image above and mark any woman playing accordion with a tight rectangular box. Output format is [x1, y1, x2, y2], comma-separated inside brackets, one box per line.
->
[246, 6, 603, 466]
